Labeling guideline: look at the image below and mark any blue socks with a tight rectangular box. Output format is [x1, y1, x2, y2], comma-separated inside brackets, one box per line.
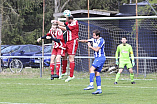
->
[96, 76, 101, 89]
[89, 73, 95, 84]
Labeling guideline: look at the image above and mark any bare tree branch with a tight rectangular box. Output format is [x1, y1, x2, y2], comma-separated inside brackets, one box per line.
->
[60, 0, 72, 12]
[6, 2, 19, 16]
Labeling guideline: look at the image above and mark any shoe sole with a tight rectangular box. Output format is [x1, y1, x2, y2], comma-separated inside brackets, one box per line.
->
[92, 92, 102, 94]
[84, 88, 94, 90]
[65, 76, 75, 82]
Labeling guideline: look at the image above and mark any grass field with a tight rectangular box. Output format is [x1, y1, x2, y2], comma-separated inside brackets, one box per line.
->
[0, 68, 157, 104]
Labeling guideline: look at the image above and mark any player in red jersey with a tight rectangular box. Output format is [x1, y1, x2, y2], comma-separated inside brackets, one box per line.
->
[37, 23, 66, 80]
[52, 15, 79, 82]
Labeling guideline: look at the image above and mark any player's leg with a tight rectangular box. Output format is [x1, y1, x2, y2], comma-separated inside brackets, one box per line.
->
[53, 55, 61, 78]
[127, 62, 135, 84]
[84, 66, 95, 90]
[114, 62, 124, 84]
[65, 54, 75, 82]
[92, 71, 102, 94]
[62, 52, 68, 74]
[50, 55, 56, 80]
[92, 57, 105, 94]
[65, 40, 78, 82]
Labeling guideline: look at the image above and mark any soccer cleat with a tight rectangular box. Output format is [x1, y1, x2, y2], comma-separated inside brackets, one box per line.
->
[131, 81, 136, 84]
[51, 75, 54, 80]
[53, 74, 59, 78]
[92, 89, 102, 94]
[84, 85, 94, 90]
[65, 76, 75, 82]
[114, 82, 118, 84]
[59, 72, 67, 79]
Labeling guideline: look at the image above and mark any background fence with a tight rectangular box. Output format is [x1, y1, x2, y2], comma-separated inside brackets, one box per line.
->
[58, 16, 157, 74]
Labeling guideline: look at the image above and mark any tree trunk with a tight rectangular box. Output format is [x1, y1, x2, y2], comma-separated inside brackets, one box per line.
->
[54, 0, 60, 20]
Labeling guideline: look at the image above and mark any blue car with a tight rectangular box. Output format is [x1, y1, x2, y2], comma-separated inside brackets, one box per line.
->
[2, 45, 42, 70]
[30, 45, 52, 68]
[1, 45, 9, 50]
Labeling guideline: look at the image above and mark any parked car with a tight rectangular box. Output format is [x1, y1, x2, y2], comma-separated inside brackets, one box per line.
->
[30, 45, 52, 68]
[1, 44, 42, 72]
[1, 45, 9, 50]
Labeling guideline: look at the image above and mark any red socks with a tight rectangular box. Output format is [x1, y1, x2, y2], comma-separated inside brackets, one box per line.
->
[50, 63, 55, 75]
[56, 62, 60, 76]
[62, 59, 67, 74]
[70, 61, 75, 77]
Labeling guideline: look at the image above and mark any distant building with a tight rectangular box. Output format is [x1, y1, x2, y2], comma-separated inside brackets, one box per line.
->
[53, 9, 118, 18]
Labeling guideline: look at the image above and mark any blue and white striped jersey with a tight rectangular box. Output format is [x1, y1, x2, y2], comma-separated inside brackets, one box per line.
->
[88, 37, 105, 58]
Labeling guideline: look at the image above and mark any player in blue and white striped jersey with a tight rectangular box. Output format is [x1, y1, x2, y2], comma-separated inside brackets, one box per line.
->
[78, 29, 106, 94]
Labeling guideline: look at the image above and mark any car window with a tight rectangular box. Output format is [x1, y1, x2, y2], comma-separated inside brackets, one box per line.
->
[22, 46, 30, 53]
[44, 46, 52, 53]
[29, 46, 40, 52]
[1, 46, 21, 54]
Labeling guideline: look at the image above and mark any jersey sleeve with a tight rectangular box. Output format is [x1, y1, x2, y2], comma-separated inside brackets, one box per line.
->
[65, 22, 68, 26]
[115, 45, 120, 59]
[129, 45, 134, 61]
[87, 38, 94, 42]
[98, 39, 104, 47]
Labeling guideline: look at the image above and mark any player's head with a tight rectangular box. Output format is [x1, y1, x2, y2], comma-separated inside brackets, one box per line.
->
[66, 15, 73, 23]
[92, 29, 100, 39]
[121, 37, 127, 44]
[51, 24, 58, 32]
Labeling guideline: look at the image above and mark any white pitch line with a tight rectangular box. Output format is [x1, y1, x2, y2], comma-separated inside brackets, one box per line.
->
[0, 83, 157, 89]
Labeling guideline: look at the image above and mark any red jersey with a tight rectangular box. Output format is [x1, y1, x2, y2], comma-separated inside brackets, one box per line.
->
[46, 29, 66, 49]
[65, 20, 79, 41]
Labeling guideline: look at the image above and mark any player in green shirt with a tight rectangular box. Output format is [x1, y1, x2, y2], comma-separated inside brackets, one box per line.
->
[114, 37, 135, 84]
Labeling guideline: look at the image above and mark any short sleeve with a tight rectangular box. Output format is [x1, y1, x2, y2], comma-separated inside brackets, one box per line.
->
[65, 22, 68, 26]
[87, 38, 94, 43]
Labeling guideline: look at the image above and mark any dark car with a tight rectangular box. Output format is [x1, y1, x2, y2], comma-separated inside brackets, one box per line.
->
[2, 44, 42, 69]
[30, 45, 52, 68]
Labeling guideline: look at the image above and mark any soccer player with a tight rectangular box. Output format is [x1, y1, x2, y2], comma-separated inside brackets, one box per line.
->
[114, 37, 135, 84]
[52, 15, 79, 82]
[78, 29, 106, 94]
[37, 23, 66, 80]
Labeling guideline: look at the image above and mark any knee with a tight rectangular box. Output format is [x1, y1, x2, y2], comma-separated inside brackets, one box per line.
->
[69, 56, 74, 62]
[118, 69, 123, 73]
[129, 69, 133, 73]
[56, 56, 61, 62]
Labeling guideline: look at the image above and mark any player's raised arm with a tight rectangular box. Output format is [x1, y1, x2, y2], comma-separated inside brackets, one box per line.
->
[77, 39, 88, 43]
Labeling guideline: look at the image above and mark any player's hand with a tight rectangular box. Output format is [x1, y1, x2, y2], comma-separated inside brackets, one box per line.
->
[46, 36, 51, 39]
[116, 59, 119, 65]
[88, 42, 91, 47]
[76, 38, 79, 42]
[37, 38, 41, 42]
[132, 60, 135, 66]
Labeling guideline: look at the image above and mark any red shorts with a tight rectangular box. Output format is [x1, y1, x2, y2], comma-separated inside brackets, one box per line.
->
[66, 39, 78, 55]
[52, 48, 65, 56]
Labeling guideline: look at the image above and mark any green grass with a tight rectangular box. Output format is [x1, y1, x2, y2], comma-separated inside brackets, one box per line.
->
[0, 69, 157, 104]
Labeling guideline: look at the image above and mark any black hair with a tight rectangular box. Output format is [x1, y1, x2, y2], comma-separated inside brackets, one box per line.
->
[92, 29, 100, 36]
[68, 15, 73, 20]
[122, 36, 127, 40]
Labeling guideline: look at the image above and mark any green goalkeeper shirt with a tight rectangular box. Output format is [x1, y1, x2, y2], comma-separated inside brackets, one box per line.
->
[115, 43, 134, 62]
